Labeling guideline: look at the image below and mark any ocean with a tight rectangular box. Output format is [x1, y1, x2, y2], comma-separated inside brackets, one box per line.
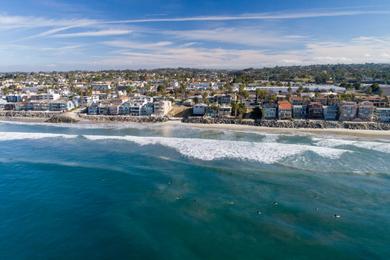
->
[0, 121, 389, 259]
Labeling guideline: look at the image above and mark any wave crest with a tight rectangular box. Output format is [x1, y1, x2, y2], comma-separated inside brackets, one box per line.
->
[0, 131, 348, 164]
[313, 138, 390, 153]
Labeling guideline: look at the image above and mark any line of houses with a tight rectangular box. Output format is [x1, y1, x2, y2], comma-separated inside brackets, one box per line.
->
[87, 95, 172, 117]
[1, 93, 78, 112]
[189, 94, 390, 123]
[263, 100, 390, 122]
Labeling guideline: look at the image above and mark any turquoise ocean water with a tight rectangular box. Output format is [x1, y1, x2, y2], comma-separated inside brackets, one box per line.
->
[0, 121, 389, 259]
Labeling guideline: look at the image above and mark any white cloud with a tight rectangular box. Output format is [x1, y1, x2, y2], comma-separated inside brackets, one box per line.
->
[90, 36, 390, 69]
[0, 14, 96, 30]
[52, 29, 132, 38]
[102, 40, 173, 50]
[163, 27, 305, 47]
[305, 37, 390, 63]
[111, 9, 390, 24]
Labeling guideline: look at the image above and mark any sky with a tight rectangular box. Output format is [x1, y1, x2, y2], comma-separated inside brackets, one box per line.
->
[1, 0, 390, 71]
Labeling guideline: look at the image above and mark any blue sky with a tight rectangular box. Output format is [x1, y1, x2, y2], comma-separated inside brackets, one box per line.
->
[1, 0, 390, 71]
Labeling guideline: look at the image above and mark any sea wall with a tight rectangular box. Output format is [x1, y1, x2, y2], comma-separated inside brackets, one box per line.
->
[182, 117, 390, 130]
[0, 111, 61, 118]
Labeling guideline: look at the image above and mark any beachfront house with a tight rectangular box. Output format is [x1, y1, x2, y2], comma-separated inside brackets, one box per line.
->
[153, 100, 172, 116]
[277, 100, 292, 120]
[293, 105, 307, 119]
[141, 102, 154, 116]
[28, 101, 50, 111]
[0, 98, 6, 110]
[88, 103, 99, 115]
[107, 102, 122, 115]
[308, 102, 324, 119]
[4, 103, 16, 110]
[323, 105, 338, 121]
[49, 100, 75, 112]
[218, 105, 232, 117]
[339, 102, 358, 121]
[193, 103, 208, 116]
[262, 103, 277, 120]
[358, 101, 375, 121]
[376, 108, 390, 123]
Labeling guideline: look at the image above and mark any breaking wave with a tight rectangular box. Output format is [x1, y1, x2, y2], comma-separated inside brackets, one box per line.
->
[0, 131, 348, 164]
[82, 135, 348, 163]
[313, 137, 390, 154]
[0, 132, 78, 141]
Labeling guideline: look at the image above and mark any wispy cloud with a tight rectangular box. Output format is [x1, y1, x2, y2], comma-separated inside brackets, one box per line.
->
[0, 14, 95, 30]
[91, 35, 390, 69]
[2, 8, 388, 31]
[52, 29, 132, 38]
[102, 40, 173, 50]
[163, 27, 305, 47]
[111, 9, 390, 24]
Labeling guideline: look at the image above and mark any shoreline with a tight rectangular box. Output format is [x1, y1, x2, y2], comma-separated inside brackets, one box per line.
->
[2, 116, 390, 140]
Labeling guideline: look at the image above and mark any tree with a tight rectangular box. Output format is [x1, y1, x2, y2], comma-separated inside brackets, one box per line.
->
[367, 83, 381, 95]
[353, 82, 361, 90]
[201, 92, 209, 104]
[255, 89, 268, 103]
[157, 85, 166, 95]
[223, 83, 233, 93]
[238, 84, 249, 103]
[231, 101, 246, 118]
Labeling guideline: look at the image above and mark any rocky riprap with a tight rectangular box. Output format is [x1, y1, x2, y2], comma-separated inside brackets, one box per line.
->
[45, 115, 79, 123]
[0, 111, 61, 118]
[182, 117, 390, 130]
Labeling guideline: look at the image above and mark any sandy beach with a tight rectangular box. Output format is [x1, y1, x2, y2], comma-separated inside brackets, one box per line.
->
[2, 115, 390, 140]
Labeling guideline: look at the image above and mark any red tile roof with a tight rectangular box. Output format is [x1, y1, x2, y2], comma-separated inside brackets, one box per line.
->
[278, 100, 292, 110]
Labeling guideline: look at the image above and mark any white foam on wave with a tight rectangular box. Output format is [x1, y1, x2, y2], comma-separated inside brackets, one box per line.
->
[0, 120, 162, 130]
[84, 135, 347, 163]
[313, 137, 390, 154]
[0, 131, 77, 141]
[0, 131, 348, 164]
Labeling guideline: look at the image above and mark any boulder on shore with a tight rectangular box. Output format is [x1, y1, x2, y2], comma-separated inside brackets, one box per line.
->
[46, 114, 79, 123]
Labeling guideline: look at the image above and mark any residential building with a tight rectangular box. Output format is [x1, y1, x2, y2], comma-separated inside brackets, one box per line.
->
[367, 97, 387, 108]
[4, 103, 16, 110]
[262, 103, 277, 120]
[6, 95, 23, 103]
[30, 93, 60, 101]
[218, 106, 232, 117]
[88, 103, 99, 115]
[290, 96, 304, 106]
[193, 103, 208, 116]
[339, 102, 358, 121]
[293, 105, 307, 119]
[358, 101, 375, 121]
[0, 98, 6, 109]
[308, 102, 324, 119]
[323, 105, 338, 121]
[215, 94, 233, 105]
[277, 100, 292, 120]
[28, 101, 49, 111]
[376, 108, 390, 123]
[91, 84, 111, 92]
[153, 100, 172, 116]
[49, 100, 75, 112]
